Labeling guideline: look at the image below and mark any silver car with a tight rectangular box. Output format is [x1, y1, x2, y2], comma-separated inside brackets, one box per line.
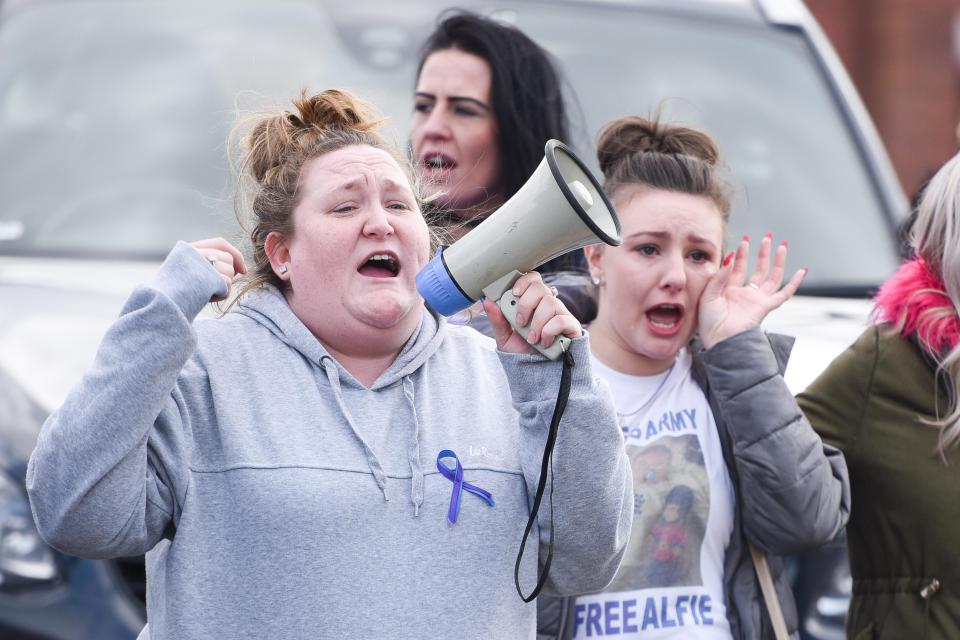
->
[0, 0, 905, 637]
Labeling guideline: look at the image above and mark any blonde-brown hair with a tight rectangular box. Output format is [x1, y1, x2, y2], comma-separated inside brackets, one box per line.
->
[231, 88, 431, 301]
[909, 151, 960, 456]
[596, 115, 731, 223]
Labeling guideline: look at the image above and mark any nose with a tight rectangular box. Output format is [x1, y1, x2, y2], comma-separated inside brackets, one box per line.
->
[415, 106, 452, 147]
[362, 204, 395, 238]
[659, 252, 687, 292]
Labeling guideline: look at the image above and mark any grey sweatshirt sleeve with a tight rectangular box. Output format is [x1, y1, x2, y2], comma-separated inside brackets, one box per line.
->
[497, 336, 633, 596]
[26, 242, 227, 559]
[699, 327, 851, 554]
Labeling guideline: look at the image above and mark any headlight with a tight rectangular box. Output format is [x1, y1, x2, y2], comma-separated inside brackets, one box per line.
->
[0, 470, 60, 587]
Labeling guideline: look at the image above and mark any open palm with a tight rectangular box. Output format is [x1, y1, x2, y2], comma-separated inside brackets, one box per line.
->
[698, 234, 807, 349]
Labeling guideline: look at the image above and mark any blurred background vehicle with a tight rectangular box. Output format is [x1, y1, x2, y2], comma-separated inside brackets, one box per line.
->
[0, 0, 907, 637]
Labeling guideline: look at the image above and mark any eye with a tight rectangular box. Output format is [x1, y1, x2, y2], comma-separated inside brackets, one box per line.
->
[332, 203, 357, 214]
[455, 105, 480, 117]
[413, 101, 433, 115]
[634, 244, 658, 257]
[689, 250, 711, 263]
[387, 201, 412, 211]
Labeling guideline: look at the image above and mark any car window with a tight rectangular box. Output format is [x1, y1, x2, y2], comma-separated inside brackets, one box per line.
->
[512, 5, 901, 294]
[0, 0, 902, 295]
[0, 0, 421, 260]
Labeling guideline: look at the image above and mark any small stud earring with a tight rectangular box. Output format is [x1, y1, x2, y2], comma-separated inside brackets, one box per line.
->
[591, 275, 602, 286]
[279, 264, 288, 274]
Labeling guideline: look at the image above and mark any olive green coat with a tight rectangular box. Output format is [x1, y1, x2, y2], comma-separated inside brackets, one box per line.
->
[798, 324, 960, 639]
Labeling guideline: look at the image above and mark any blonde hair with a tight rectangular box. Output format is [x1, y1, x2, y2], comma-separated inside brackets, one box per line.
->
[230, 88, 438, 302]
[910, 151, 960, 456]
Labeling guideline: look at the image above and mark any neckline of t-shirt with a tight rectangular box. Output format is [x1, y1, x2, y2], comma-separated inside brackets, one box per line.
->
[590, 350, 692, 401]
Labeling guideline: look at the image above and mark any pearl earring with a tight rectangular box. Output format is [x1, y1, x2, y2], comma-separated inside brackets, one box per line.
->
[591, 275, 602, 286]
[279, 264, 288, 274]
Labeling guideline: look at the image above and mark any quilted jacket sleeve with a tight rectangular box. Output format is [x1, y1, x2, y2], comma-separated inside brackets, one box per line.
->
[699, 327, 851, 554]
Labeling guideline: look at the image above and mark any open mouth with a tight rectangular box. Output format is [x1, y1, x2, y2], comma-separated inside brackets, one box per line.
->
[421, 151, 456, 172]
[646, 303, 684, 334]
[357, 252, 400, 278]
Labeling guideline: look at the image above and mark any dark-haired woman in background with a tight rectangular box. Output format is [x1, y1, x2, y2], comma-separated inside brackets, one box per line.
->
[538, 116, 850, 639]
[411, 11, 596, 324]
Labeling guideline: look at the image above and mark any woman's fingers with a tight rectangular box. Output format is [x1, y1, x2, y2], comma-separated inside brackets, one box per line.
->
[190, 238, 246, 302]
[765, 240, 788, 290]
[538, 313, 581, 348]
[750, 232, 772, 285]
[526, 295, 574, 345]
[511, 271, 546, 327]
[507, 271, 581, 349]
[482, 298, 514, 350]
[770, 267, 808, 307]
[191, 237, 247, 274]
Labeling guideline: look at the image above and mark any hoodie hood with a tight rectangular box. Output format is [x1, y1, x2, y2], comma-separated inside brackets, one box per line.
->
[231, 284, 445, 513]
[233, 284, 446, 389]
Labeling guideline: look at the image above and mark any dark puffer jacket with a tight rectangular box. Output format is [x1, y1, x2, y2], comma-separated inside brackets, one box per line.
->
[538, 327, 851, 639]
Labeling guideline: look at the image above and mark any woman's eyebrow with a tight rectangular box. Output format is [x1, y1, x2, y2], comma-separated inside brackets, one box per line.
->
[414, 92, 490, 112]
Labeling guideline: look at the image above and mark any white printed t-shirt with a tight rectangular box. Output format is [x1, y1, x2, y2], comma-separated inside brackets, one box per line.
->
[572, 350, 736, 639]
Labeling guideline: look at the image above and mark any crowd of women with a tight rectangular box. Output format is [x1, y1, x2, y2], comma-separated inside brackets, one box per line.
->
[24, 9, 960, 640]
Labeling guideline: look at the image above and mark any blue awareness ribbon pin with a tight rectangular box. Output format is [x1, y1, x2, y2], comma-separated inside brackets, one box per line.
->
[436, 449, 495, 524]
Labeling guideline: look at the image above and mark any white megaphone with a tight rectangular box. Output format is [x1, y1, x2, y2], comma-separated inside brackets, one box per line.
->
[416, 140, 622, 360]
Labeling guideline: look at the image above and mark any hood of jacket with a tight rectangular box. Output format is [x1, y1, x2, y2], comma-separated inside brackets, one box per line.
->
[874, 257, 960, 357]
[230, 285, 447, 513]
[233, 285, 446, 390]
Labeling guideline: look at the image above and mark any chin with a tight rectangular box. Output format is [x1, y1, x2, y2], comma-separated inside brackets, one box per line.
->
[634, 335, 686, 363]
[355, 296, 420, 330]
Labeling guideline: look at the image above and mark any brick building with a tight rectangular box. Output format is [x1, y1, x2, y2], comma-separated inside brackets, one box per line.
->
[806, 0, 960, 201]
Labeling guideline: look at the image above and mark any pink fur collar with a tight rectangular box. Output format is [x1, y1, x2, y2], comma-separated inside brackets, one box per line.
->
[874, 258, 960, 354]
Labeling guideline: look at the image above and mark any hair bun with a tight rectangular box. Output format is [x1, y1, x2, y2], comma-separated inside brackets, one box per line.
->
[597, 115, 720, 179]
[288, 88, 384, 134]
[242, 89, 388, 184]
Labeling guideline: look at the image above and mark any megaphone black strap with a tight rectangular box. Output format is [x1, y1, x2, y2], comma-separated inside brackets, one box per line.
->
[514, 347, 575, 603]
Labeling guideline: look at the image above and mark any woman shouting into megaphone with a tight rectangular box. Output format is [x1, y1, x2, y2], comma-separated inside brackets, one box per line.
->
[26, 88, 633, 640]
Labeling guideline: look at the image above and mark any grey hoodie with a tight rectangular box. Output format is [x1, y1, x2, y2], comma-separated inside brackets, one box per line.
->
[27, 242, 633, 640]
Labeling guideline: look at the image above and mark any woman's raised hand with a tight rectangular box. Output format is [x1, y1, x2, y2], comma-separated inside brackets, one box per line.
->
[697, 234, 806, 349]
[483, 271, 581, 355]
[190, 238, 247, 302]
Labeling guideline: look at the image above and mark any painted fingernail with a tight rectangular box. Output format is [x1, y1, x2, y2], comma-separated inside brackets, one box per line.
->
[765, 231, 773, 239]
[781, 239, 788, 247]
[742, 235, 750, 242]
[723, 251, 735, 266]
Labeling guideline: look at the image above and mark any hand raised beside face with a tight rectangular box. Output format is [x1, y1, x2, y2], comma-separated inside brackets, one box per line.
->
[697, 234, 806, 349]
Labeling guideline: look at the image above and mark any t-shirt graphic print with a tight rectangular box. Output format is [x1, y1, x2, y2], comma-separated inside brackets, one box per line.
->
[574, 352, 735, 639]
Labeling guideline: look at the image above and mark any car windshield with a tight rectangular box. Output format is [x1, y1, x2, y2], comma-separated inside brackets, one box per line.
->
[0, 0, 901, 293]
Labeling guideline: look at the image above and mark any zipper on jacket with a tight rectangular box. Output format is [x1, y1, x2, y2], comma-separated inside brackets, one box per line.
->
[920, 578, 940, 639]
[920, 578, 940, 599]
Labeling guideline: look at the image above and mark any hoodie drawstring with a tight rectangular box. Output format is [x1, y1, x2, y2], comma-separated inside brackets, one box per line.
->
[403, 378, 424, 516]
[320, 357, 390, 501]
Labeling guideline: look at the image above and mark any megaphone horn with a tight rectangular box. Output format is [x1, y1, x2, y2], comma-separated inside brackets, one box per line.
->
[416, 140, 622, 360]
